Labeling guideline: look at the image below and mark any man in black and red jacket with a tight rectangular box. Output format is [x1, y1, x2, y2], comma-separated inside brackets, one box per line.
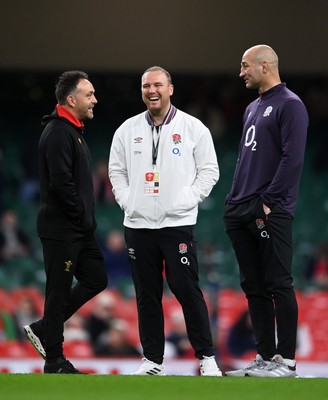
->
[24, 71, 107, 374]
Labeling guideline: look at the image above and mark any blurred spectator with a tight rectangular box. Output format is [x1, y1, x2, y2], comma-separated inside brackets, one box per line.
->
[0, 209, 31, 262]
[12, 296, 41, 341]
[19, 129, 40, 203]
[226, 309, 256, 357]
[0, 311, 17, 341]
[101, 230, 131, 289]
[198, 241, 222, 286]
[85, 291, 118, 353]
[216, 81, 246, 139]
[93, 159, 115, 204]
[94, 319, 140, 356]
[64, 314, 89, 342]
[166, 308, 193, 358]
[304, 241, 328, 289]
[185, 78, 227, 142]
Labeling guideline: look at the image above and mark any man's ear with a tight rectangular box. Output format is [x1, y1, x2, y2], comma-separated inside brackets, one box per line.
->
[66, 94, 76, 107]
[261, 61, 269, 74]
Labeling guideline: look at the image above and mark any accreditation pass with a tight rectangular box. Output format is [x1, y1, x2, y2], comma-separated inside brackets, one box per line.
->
[144, 171, 160, 196]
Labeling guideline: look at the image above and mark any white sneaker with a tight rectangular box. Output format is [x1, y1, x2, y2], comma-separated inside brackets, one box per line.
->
[131, 358, 165, 376]
[200, 356, 222, 377]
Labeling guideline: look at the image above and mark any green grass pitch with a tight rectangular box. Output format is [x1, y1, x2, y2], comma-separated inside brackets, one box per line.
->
[1, 374, 328, 400]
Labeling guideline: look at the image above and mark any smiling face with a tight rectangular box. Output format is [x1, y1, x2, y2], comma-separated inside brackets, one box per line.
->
[141, 70, 174, 120]
[68, 79, 97, 121]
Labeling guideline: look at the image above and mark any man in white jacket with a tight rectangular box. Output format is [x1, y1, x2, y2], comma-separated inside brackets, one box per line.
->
[108, 66, 220, 376]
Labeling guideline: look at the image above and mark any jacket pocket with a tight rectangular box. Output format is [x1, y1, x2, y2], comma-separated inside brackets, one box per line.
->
[166, 186, 198, 216]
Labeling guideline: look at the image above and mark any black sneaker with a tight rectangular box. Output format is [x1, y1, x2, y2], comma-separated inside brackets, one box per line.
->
[44, 357, 85, 374]
[23, 324, 46, 359]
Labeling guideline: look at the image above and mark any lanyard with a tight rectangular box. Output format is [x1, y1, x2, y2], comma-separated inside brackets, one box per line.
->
[152, 125, 161, 166]
[148, 105, 175, 166]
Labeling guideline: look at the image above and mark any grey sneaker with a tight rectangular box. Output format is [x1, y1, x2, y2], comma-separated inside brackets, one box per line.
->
[23, 325, 46, 359]
[225, 354, 268, 377]
[246, 354, 297, 378]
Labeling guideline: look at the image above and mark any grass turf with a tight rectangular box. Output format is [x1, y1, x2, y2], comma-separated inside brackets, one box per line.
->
[1, 374, 328, 400]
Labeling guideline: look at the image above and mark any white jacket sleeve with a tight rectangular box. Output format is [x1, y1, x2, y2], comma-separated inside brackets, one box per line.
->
[191, 127, 220, 203]
[108, 130, 129, 210]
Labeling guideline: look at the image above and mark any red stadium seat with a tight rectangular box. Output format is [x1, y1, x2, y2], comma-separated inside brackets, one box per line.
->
[63, 341, 94, 358]
[0, 341, 27, 358]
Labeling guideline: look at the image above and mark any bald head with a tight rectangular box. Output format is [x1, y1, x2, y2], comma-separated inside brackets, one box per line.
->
[244, 45, 279, 71]
[240, 44, 281, 93]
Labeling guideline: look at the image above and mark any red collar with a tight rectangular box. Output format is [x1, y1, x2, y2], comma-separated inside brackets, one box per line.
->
[56, 104, 84, 128]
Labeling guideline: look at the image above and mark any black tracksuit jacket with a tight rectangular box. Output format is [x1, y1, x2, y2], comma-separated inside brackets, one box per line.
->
[37, 107, 96, 241]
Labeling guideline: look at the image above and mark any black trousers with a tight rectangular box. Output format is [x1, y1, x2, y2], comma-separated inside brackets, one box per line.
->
[35, 236, 107, 360]
[124, 225, 214, 364]
[223, 197, 298, 360]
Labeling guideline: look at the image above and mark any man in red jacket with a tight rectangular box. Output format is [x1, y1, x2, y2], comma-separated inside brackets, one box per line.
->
[24, 71, 107, 374]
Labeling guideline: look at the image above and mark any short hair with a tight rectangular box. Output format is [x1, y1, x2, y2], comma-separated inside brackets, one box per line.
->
[142, 66, 172, 84]
[55, 70, 89, 105]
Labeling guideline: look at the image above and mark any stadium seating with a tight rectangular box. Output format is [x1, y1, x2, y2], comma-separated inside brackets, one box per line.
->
[0, 287, 327, 362]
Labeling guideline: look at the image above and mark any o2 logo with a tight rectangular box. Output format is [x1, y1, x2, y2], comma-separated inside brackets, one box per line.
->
[261, 231, 270, 239]
[245, 125, 257, 151]
[181, 257, 190, 266]
[172, 148, 181, 156]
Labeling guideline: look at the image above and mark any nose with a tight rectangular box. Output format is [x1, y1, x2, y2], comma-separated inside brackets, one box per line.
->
[93, 95, 98, 104]
[149, 84, 157, 93]
[239, 68, 245, 78]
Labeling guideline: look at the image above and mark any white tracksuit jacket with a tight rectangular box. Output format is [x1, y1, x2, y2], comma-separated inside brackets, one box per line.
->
[108, 106, 219, 229]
